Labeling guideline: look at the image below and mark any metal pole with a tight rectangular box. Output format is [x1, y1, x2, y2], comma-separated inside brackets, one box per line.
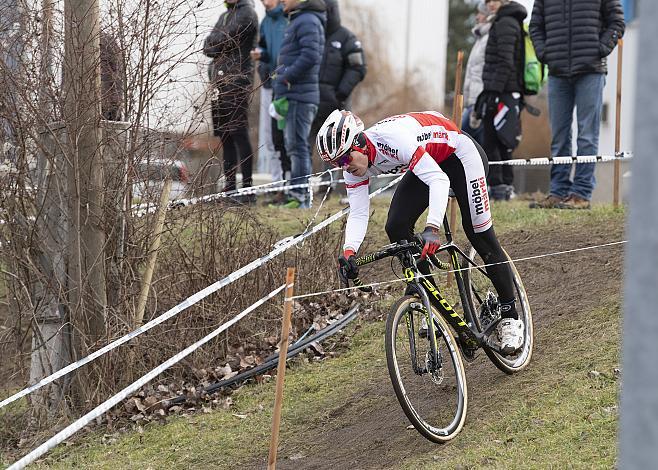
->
[267, 267, 296, 470]
[451, 50, 465, 126]
[613, 39, 623, 207]
[620, 2, 658, 467]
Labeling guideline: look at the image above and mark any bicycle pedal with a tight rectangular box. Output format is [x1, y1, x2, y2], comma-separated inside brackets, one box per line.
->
[484, 332, 504, 353]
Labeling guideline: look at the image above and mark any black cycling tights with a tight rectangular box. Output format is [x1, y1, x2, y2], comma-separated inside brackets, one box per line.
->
[385, 161, 516, 317]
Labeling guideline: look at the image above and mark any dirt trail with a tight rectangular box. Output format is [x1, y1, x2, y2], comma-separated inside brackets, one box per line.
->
[250, 218, 624, 470]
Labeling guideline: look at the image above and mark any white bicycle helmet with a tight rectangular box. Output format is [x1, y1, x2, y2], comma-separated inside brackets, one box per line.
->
[316, 109, 365, 164]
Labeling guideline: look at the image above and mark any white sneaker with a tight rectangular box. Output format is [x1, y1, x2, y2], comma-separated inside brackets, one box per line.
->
[496, 318, 524, 355]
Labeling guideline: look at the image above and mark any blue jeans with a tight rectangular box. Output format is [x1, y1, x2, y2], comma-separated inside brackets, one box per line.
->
[284, 100, 317, 207]
[548, 73, 605, 200]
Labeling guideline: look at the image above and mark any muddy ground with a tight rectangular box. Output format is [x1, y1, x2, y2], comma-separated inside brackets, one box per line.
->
[247, 216, 625, 470]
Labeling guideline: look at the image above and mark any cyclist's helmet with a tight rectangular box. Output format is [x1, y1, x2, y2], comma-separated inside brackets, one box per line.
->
[316, 109, 365, 166]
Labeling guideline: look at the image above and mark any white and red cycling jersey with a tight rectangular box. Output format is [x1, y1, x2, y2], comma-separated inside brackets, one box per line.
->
[344, 111, 491, 253]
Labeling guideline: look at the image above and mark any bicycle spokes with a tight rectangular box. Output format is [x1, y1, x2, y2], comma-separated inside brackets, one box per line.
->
[387, 300, 467, 442]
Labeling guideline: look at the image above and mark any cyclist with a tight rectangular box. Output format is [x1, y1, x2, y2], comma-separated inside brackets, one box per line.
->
[316, 109, 524, 354]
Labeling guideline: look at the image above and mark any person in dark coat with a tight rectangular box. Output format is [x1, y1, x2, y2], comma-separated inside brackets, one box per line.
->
[273, 0, 326, 208]
[310, 0, 366, 173]
[475, 0, 527, 201]
[529, 0, 625, 209]
[204, 0, 258, 192]
[316, 0, 366, 122]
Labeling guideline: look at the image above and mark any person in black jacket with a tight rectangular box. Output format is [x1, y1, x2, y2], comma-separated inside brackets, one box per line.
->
[204, 0, 258, 193]
[310, 0, 366, 180]
[529, 0, 625, 209]
[475, 0, 527, 201]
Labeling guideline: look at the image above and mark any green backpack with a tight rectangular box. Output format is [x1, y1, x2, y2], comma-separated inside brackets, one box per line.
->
[522, 23, 548, 95]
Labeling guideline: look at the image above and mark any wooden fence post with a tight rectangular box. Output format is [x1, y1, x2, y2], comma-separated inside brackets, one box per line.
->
[448, 50, 465, 287]
[613, 38, 624, 207]
[267, 267, 296, 470]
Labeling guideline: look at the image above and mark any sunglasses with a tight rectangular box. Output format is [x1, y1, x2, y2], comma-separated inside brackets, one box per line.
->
[332, 142, 367, 168]
[333, 152, 352, 168]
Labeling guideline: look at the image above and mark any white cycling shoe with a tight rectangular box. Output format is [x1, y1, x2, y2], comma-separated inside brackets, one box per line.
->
[495, 318, 524, 355]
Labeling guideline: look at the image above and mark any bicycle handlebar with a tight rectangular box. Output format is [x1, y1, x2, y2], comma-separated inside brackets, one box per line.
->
[355, 240, 420, 267]
[354, 237, 452, 275]
[340, 236, 454, 294]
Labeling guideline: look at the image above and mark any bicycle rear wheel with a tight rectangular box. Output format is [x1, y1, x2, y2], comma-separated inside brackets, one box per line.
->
[385, 296, 467, 443]
[462, 247, 533, 374]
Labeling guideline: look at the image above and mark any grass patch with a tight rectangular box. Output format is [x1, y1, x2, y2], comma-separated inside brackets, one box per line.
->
[0, 394, 29, 467]
[35, 297, 621, 470]
[38, 321, 388, 469]
[268, 196, 625, 248]
[489, 200, 624, 236]
[4, 201, 624, 469]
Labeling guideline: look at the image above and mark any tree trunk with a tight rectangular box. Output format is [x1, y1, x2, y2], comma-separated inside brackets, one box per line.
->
[62, 0, 107, 403]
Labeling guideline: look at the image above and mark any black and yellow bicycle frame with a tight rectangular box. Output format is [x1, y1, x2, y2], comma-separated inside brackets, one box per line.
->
[353, 213, 491, 352]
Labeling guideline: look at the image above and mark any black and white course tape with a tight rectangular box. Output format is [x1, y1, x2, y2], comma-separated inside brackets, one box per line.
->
[0, 175, 403, 411]
[7, 284, 287, 470]
[488, 152, 631, 166]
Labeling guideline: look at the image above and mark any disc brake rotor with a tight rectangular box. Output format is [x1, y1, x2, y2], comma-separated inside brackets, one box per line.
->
[425, 350, 444, 385]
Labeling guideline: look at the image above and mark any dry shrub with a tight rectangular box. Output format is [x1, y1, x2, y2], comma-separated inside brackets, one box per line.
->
[1, 197, 346, 452]
[83, 200, 342, 401]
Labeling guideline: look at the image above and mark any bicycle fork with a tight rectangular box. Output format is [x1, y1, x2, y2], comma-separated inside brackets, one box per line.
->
[403, 269, 443, 376]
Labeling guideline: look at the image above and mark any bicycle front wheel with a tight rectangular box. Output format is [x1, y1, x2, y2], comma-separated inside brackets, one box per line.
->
[385, 296, 468, 443]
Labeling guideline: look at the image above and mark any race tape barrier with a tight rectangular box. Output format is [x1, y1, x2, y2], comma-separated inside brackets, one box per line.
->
[132, 173, 351, 218]
[488, 152, 632, 166]
[0, 175, 403, 411]
[6, 152, 632, 223]
[7, 284, 287, 470]
[132, 152, 632, 217]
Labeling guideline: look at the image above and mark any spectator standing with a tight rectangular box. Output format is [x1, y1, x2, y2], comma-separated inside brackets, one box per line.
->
[273, 0, 326, 208]
[529, 0, 625, 209]
[311, 0, 366, 141]
[461, 1, 491, 145]
[252, 0, 288, 187]
[475, 0, 526, 201]
[204, 0, 258, 193]
[310, 0, 366, 182]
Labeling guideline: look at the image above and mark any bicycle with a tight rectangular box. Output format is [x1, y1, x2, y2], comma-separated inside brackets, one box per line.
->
[341, 212, 533, 443]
